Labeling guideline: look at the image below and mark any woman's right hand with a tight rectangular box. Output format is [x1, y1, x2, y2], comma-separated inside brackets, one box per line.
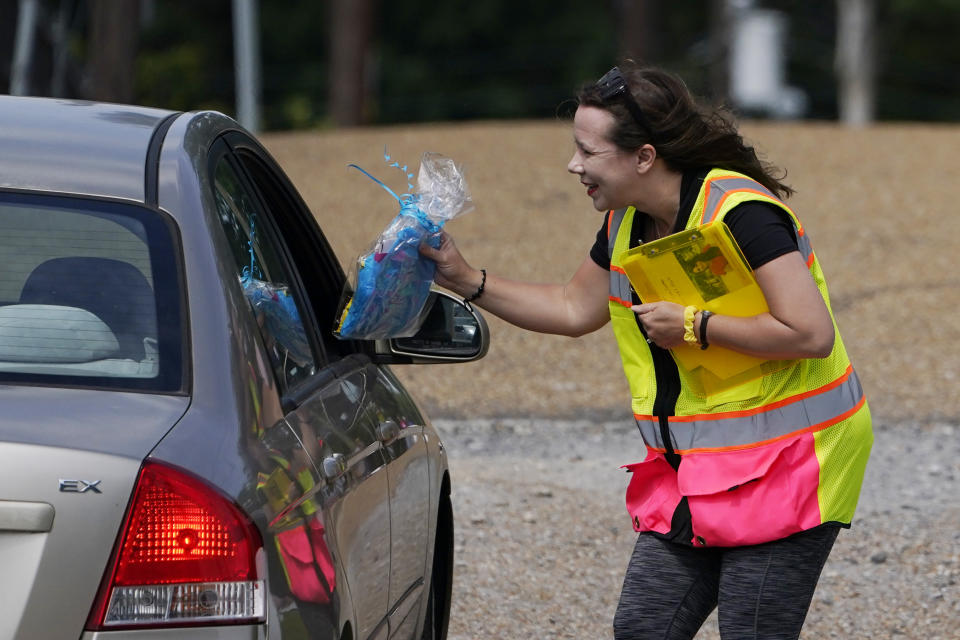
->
[419, 231, 482, 296]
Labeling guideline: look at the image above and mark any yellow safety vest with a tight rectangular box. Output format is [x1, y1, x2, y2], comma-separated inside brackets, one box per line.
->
[608, 168, 873, 547]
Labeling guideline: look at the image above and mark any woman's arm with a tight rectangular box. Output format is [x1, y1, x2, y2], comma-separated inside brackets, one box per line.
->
[634, 250, 835, 359]
[420, 232, 611, 337]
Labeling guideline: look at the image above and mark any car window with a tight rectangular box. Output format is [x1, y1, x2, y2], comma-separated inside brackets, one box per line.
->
[231, 146, 351, 359]
[0, 192, 183, 392]
[213, 157, 318, 390]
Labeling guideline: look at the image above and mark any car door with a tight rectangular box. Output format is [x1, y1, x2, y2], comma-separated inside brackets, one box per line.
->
[224, 140, 441, 639]
[368, 365, 432, 638]
[209, 140, 392, 640]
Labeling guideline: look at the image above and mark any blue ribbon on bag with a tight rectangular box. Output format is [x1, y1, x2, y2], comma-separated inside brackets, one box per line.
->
[346, 161, 442, 237]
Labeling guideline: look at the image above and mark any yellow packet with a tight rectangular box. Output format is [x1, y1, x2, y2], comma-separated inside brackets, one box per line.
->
[620, 221, 790, 395]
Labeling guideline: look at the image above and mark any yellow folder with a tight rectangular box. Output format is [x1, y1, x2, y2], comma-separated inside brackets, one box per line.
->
[620, 221, 788, 395]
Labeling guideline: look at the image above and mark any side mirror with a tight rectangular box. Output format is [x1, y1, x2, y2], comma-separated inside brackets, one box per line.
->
[369, 290, 489, 364]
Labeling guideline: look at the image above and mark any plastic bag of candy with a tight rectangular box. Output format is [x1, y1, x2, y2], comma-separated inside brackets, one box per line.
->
[241, 275, 312, 366]
[335, 151, 473, 340]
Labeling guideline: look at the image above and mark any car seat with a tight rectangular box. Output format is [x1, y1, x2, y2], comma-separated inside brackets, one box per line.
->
[19, 257, 157, 361]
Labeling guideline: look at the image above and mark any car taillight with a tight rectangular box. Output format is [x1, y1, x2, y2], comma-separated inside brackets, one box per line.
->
[86, 460, 265, 630]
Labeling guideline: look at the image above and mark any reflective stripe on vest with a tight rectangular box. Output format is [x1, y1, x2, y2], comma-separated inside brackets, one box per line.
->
[606, 208, 628, 260]
[797, 229, 814, 267]
[699, 173, 814, 265]
[607, 208, 633, 307]
[610, 267, 633, 308]
[700, 175, 777, 224]
[634, 365, 865, 453]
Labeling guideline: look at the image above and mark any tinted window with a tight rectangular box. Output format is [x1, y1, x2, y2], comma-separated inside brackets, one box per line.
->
[233, 147, 348, 358]
[213, 158, 317, 390]
[0, 192, 183, 392]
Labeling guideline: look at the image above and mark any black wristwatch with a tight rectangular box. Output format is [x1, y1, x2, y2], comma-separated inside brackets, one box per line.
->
[699, 310, 714, 350]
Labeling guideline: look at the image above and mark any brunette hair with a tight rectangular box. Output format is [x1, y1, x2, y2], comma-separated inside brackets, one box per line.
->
[577, 63, 794, 199]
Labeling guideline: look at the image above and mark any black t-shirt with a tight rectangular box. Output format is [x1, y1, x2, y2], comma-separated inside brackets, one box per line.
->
[590, 168, 798, 272]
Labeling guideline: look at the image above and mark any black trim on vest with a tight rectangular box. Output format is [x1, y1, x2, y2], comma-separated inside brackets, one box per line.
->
[645, 333, 681, 469]
[624, 170, 706, 536]
[628, 194, 691, 469]
[628, 216, 683, 470]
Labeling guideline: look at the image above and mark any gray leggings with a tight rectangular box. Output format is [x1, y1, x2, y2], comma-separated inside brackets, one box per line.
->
[613, 526, 840, 640]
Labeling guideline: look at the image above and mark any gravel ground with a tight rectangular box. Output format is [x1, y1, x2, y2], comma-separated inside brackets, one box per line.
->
[432, 417, 960, 639]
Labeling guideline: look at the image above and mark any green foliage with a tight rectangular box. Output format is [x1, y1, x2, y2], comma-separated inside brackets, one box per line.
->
[135, 0, 234, 114]
[136, 43, 230, 113]
[130, 1, 959, 128]
[374, 0, 617, 123]
[877, 0, 960, 120]
[258, 1, 328, 129]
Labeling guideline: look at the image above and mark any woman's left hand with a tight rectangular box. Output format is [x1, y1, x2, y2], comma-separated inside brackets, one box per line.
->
[632, 301, 686, 347]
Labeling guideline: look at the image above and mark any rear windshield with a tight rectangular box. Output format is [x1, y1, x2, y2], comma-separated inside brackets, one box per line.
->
[0, 192, 184, 392]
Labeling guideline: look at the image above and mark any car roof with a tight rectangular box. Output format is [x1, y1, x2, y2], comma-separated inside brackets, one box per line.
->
[0, 95, 176, 202]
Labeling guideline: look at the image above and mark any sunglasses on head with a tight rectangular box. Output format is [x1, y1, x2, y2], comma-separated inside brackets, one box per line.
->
[594, 66, 655, 142]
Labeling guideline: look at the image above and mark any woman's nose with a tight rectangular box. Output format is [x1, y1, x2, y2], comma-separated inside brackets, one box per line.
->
[567, 153, 582, 174]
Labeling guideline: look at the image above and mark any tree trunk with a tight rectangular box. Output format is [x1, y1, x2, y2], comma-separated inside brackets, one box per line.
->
[612, 0, 659, 63]
[86, 0, 140, 103]
[708, 0, 732, 106]
[328, 0, 374, 127]
[835, 0, 875, 126]
[10, 0, 39, 95]
[0, 0, 17, 91]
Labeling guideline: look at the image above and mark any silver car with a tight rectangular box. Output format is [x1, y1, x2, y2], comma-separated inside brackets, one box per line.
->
[0, 96, 488, 640]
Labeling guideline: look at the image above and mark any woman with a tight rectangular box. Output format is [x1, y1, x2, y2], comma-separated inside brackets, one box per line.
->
[421, 63, 872, 640]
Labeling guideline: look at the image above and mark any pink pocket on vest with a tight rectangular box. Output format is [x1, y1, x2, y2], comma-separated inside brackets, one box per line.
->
[681, 434, 822, 547]
[623, 451, 682, 534]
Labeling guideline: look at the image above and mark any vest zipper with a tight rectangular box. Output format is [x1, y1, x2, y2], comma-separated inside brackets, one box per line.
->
[651, 341, 682, 470]
[634, 311, 682, 470]
[625, 211, 684, 470]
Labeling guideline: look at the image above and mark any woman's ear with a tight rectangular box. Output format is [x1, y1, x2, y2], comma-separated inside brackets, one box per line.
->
[636, 144, 657, 174]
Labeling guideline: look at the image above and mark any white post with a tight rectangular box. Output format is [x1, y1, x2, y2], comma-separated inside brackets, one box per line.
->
[232, 0, 262, 132]
[836, 0, 876, 127]
[727, 3, 807, 118]
[11, 0, 40, 96]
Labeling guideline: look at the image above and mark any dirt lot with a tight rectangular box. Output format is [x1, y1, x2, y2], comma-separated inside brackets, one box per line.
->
[263, 119, 960, 426]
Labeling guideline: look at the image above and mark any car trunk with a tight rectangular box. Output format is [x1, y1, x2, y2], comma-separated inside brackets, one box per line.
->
[0, 385, 189, 639]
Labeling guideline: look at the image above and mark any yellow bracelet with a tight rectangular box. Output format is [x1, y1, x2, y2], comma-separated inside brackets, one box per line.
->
[683, 306, 699, 345]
